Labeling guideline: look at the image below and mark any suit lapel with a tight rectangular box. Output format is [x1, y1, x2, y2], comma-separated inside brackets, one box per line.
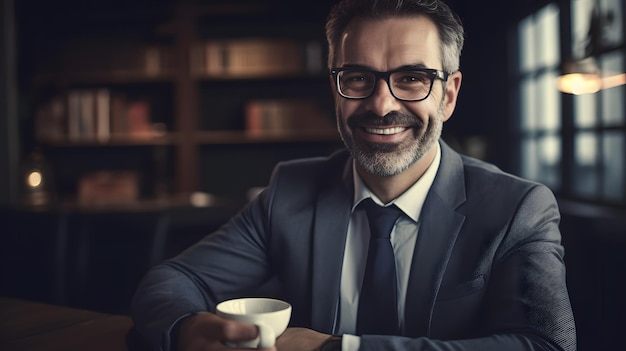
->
[310, 156, 353, 333]
[404, 142, 466, 337]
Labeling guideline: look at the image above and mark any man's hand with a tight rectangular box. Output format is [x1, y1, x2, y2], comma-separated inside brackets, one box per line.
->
[177, 312, 276, 351]
[276, 328, 332, 351]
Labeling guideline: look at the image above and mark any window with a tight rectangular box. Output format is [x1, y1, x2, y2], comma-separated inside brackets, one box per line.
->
[515, 4, 562, 190]
[572, 50, 625, 201]
[513, 0, 626, 206]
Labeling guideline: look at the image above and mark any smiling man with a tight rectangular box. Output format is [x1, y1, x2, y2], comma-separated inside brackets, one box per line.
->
[131, 1, 577, 351]
[333, 14, 461, 204]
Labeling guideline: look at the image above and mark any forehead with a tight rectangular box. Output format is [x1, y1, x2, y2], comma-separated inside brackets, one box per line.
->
[337, 15, 442, 70]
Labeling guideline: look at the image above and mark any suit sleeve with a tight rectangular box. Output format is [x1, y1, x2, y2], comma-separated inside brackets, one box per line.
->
[129, 190, 273, 351]
[358, 185, 576, 351]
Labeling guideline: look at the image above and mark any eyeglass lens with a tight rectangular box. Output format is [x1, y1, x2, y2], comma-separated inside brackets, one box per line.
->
[337, 70, 433, 100]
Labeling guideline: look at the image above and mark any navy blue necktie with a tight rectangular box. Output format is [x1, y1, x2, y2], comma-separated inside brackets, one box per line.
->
[356, 199, 402, 335]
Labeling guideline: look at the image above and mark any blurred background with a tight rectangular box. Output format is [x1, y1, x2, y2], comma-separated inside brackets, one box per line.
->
[0, 0, 624, 350]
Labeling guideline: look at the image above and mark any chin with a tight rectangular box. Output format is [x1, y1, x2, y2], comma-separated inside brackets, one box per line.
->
[353, 145, 417, 177]
[358, 132, 441, 177]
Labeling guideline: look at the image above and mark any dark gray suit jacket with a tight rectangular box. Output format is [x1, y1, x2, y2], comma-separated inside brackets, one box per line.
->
[131, 141, 576, 351]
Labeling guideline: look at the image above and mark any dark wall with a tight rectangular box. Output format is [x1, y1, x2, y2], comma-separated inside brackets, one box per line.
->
[559, 203, 626, 351]
[0, 205, 240, 314]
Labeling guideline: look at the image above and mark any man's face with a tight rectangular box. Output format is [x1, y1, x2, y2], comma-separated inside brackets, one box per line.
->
[333, 16, 460, 177]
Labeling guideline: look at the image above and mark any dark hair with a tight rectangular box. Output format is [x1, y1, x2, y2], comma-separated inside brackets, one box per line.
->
[325, 0, 465, 73]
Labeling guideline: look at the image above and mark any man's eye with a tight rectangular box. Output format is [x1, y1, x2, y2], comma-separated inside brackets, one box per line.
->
[344, 73, 368, 82]
[396, 72, 429, 84]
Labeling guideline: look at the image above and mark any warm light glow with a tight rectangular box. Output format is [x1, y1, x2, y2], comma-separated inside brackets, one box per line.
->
[190, 192, 215, 207]
[557, 73, 602, 95]
[27, 171, 43, 188]
[601, 73, 626, 90]
[558, 72, 626, 95]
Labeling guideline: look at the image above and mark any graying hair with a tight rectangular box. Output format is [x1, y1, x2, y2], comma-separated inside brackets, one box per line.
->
[325, 0, 465, 73]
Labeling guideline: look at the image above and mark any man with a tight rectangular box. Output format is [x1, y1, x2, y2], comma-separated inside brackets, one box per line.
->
[131, 0, 576, 350]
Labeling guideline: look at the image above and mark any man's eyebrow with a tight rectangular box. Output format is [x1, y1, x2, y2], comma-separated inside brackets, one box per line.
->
[337, 63, 430, 71]
[397, 64, 428, 70]
[340, 64, 373, 70]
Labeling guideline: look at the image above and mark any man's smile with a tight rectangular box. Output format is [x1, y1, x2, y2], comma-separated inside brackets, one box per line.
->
[356, 125, 414, 144]
[364, 126, 408, 135]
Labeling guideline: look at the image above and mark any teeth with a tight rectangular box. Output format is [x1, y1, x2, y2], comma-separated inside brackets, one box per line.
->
[365, 127, 407, 135]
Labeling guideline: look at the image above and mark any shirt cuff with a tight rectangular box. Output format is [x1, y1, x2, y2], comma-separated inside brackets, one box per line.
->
[163, 313, 197, 351]
[342, 334, 361, 351]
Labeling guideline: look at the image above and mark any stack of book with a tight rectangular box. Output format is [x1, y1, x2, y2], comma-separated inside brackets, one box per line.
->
[35, 90, 157, 143]
[244, 98, 334, 134]
[78, 170, 139, 206]
[192, 39, 323, 78]
[35, 43, 172, 79]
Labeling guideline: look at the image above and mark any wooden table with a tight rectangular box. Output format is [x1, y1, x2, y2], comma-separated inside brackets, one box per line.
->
[0, 297, 134, 351]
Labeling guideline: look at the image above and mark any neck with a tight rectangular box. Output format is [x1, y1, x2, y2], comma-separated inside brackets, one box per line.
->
[357, 145, 437, 204]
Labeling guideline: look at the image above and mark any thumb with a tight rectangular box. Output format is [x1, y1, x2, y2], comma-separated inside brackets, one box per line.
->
[218, 319, 259, 343]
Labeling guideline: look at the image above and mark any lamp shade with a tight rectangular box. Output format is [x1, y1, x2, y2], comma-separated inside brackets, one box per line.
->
[557, 57, 601, 95]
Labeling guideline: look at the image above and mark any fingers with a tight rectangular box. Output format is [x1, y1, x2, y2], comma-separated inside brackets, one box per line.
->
[179, 312, 269, 351]
[215, 318, 258, 343]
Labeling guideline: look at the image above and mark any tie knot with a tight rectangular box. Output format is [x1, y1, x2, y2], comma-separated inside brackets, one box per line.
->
[361, 199, 403, 239]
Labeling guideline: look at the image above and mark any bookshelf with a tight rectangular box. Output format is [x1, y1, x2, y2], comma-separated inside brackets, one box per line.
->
[19, 0, 342, 209]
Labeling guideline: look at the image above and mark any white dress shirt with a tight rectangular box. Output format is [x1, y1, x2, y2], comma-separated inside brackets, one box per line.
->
[338, 144, 441, 350]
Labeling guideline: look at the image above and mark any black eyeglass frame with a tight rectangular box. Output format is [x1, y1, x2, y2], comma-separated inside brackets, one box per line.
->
[330, 67, 450, 102]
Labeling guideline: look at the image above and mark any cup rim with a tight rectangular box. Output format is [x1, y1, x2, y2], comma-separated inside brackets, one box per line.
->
[216, 297, 292, 316]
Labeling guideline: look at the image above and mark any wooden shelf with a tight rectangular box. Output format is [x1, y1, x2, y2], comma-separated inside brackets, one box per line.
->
[33, 72, 175, 87]
[193, 72, 327, 81]
[19, 192, 244, 214]
[37, 133, 180, 147]
[194, 129, 339, 145]
[35, 129, 341, 147]
[64, 194, 239, 213]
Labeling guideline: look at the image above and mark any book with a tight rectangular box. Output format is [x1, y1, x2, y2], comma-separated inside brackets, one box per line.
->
[79, 90, 95, 139]
[67, 90, 82, 141]
[230, 39, 303, 76]
[205, 41, 226, 75]
[110, 93, 128, 137]
[78, 170, 139, 206]
[126, 99, 152, 138]
[245, 99, 333, 134]
[64, 89, 101, 141]
[95, 89, 111, 142]
[144, 47, 163, 76]
[199, 39, 306, 77]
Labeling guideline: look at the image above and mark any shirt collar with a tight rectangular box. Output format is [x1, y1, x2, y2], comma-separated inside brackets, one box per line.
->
[352, 142, 441, 222]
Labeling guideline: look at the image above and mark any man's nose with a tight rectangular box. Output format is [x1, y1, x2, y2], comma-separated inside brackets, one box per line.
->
[367, 79, 402, 117]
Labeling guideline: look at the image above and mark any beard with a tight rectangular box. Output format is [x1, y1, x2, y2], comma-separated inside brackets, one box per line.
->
[338, 106, 444, 177]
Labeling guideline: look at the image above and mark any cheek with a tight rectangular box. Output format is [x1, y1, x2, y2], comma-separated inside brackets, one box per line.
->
[405, 105, 429, 123]
[336, 100, 360, 123]
[406, 98, 441, 122]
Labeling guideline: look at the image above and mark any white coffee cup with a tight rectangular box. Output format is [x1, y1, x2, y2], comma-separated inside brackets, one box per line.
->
[216, 297, 292, 349]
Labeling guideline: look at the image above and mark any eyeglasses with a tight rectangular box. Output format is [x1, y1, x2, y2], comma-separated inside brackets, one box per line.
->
[330, 67, 449, 102]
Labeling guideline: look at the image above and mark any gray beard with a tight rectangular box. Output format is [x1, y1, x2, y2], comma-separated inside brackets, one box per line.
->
[339, 108, 443, 177]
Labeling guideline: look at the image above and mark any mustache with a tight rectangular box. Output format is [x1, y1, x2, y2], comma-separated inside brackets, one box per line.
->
[347, 111, 423, 129]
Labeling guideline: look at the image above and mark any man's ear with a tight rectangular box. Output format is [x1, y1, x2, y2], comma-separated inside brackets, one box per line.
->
[442, 71, 462, 122]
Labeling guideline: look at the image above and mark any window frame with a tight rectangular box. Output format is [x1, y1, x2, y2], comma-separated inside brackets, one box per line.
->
[511, 0, 626, 207]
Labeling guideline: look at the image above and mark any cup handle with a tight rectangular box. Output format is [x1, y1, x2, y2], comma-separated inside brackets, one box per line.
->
[255, 322, 276, 349]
